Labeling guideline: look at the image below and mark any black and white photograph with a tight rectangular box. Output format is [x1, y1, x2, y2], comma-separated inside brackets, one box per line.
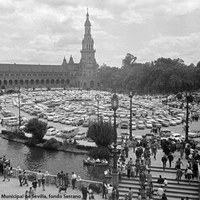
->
[0, 0, 200, 200]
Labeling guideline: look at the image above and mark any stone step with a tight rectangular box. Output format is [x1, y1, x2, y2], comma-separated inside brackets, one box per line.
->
[119, 188, 199, 200]
[120, 177, 199, 186]
[119, 176, 199, 200]
[119, 182, 198, 192]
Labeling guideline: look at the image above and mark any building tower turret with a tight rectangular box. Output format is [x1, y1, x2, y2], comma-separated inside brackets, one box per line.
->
[80, 9, 96, 66]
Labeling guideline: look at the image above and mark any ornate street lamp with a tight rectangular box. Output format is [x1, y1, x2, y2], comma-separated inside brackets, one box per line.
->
[111, 93, 119, 189]
[129, 92, 133, 141]
[95, 94, 101, 123]
[185, 92, 193, 142]
[18, 86, 21, 130]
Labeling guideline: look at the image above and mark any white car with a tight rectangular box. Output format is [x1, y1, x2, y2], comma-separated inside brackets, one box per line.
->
[146, 121, 153, 129]
[137, 121, 145, 129]
[46, 128, 56, 136]
[132, 122, 137, 130]
[170, 133, 185, 141]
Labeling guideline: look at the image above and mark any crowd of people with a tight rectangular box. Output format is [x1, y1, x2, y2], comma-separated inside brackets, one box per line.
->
[103, 133, 200, 200]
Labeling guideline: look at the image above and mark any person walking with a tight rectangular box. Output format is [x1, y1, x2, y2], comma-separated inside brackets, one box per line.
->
[127, 162, 132, 178]
[139, 171, 146, 187]
[163, 178, 168, 192]
[22, 171, 29, 186]
[162, 193, 168, 200]
[18, 171, 23, 187]
[128, 187, 133, 200]
[28, 187, 34, 200]
[168, 152, 174, 168]
[157, 175, 164, 187]
[176, 168, 183, 184]
[32, 179, 38, 195]
[25, 190, 29, 200]
[175, 158, 183, 169]
[186, 167, 193, 184]
[161, 155, 168, 171]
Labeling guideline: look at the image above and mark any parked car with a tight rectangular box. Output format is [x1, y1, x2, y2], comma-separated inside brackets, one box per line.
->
[132, 121, 137, 130]
[137, 121, 145, 129]
[170, 133, 185, 141]
[121, 122, 128, 129]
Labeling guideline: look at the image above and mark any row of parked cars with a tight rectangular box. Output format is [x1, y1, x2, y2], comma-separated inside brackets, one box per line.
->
[1, 90, 199, 143]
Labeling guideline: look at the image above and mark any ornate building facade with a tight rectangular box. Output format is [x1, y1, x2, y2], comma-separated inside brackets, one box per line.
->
[0, 11, 99, 90]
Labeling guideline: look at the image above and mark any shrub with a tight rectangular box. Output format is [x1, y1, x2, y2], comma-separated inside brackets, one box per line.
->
[89, 146, 110, 160]
[25, 137, 39, 146]
[43, 138, 62, 150]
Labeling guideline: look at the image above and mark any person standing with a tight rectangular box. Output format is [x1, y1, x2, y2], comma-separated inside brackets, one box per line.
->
[81, 186, 88, 200]
[71, 172, 77, 189]
[107, 184, 113, 200]
[64, 173, 69, 189]
[111, 187, 119, 200]
[36, 171, 42, 187]
[18, 171, 23, 187]
[3, 165, 10, 181]
[44, 171, 50, 186]
[102, 181, 108, 199]
[41, 175, 45, 191]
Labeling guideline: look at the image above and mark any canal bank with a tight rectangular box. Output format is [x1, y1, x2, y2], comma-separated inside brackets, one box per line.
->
[0, 132, 107, 181]
[0, 130, 90, 154]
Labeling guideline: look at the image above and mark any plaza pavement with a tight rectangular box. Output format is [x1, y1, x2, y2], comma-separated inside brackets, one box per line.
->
[0, 177, 103, 200]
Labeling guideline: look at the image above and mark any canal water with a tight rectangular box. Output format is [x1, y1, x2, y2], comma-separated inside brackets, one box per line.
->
[0, 137, 107, 181]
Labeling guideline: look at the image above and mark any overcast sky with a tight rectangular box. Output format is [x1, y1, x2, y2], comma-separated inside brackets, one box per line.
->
[0, 0, 199, 67]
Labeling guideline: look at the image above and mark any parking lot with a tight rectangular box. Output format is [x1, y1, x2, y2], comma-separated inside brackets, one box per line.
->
[0, 89, 200, 144]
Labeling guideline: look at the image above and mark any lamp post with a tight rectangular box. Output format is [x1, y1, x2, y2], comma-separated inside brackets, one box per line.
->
[18, 86, 21, 130]
[95, 94, 101, 123]
[111, 93, 119, 189]
[185, 92, 190, 143]
[129, 92, 133, 141]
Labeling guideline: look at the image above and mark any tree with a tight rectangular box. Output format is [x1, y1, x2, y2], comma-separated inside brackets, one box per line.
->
[87, 121, 114, 147]
[24, 118, 47, 142]
[87, 121, 114, 160]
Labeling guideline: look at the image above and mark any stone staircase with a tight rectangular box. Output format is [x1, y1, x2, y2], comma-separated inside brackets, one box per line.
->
[118, 166, 199, 200]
